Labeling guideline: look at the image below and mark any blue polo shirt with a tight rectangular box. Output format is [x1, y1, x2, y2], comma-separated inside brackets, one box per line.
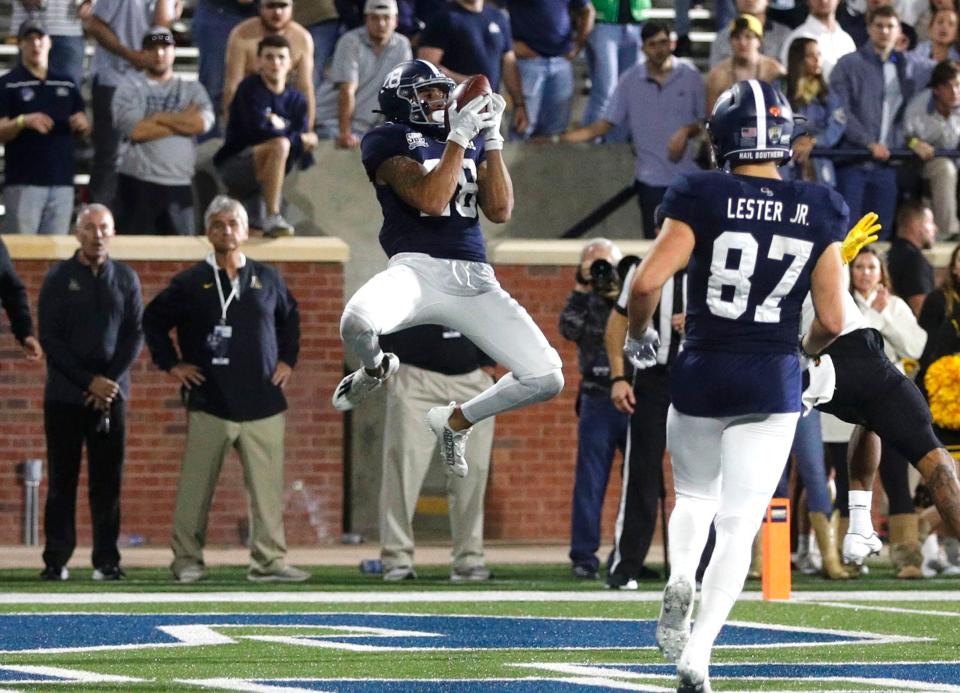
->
[506, 0, 590, 57]
[604, 59, 705, 187]
[420, 4, 512, 90]
[0, 63, 83, 187]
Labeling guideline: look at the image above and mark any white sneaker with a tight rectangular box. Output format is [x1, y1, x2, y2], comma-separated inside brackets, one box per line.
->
[383, 565, 417, 582]
[175, 565, 205, 583]
[263, 213, 294, 237]
[247, 565, 310, 583]
[332, 354, 399, 411]
[842, 531, 883, 566]
[656, 577, 693, 663]
[922, 533, 945, 578]
[425, 401, 470, 478]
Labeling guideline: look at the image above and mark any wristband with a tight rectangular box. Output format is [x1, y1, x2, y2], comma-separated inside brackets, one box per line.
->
[610, 375, 630, 385]
[908, 137, 919, 149]
[16, 114, 25, 129]
[799, 336, 820, 364]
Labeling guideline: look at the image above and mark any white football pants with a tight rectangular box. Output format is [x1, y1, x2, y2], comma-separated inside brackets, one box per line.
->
[340, 253, 563, 423]
[665, 406, 799, 662]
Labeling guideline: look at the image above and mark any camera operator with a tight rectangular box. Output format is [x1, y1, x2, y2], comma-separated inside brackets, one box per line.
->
[561, 238, 629, 580]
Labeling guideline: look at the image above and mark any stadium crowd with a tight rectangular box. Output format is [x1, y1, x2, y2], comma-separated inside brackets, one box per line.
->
[3, 0, 960, 587]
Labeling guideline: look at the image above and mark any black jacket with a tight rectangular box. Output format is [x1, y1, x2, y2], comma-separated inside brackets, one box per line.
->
[143, 256, 300, 422]
[0, 237, 33, 344]
[38, 253, 143, 404]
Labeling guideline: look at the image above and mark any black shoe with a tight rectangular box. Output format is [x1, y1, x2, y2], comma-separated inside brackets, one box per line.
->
[675, 34, 693, 57]
[572, 564, 599, 579]
[92, 565, 126, 581]
[636, 565, 662, 580]
[40, 565, 69, 581]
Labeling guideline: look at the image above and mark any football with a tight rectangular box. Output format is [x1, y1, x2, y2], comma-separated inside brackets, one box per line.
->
[444, 74, 492, 129]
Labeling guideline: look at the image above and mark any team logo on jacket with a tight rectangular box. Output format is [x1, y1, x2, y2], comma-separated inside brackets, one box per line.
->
[250, 275, 262, 289]
[57, 87, 69, 97]
[406, 132, 428, 149]
[68, 279, 80, 291]
[20, 87, 34, 102]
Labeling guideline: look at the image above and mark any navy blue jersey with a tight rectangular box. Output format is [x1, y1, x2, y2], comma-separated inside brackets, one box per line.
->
[419, 4, 513, 90]
[361, 122, 487, 262]
[660, 171, 848, 416]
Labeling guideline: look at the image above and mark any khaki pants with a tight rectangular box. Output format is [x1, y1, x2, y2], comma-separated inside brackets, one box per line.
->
[925, 157, 960, 239]
[171, 410, 287, 574]
[380, 364, 495, 572]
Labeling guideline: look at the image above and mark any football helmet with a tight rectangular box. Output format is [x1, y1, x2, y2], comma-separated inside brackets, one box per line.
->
[707, 79, 795, 168]
[377, 59, 455, 137]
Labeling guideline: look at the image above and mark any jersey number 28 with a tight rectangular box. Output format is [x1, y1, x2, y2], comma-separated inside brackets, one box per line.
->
[706, 231, 813, 323]
[421, 158, 478, 218]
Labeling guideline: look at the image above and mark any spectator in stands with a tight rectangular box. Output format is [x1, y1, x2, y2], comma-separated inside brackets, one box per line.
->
[781, 0, 857, 78]
[561, 239, 627, 580]
[11, 0, 92, 89]
[377, 325, 496, 582]
[38, 204, 144, 582]
[417, 0, 528, 135]
[710, 0, 792, 68]
[911, 7, 960, 60]
[830, 6, 934, 239]
[223, 0, 317, 130]
[914, 0, 959, 42]
[706, 14, 785, 111]
[193, 0, 258, 139]
[0, 237, 42, 361]
[551, 21, 705, 239]
[0, 20, 88, 236]
[112, 27, 215, 235]
[294, 0, 343, 93]
[904, 60, 960, 240]
[579, 0, 645, 139]
[84, 0, 178, 207]
[143, 194, 308, 585]
[783, 37, 846, 186]
[889, 200, 938, 315]
[215, 35, 318, 237]
[315, 0, 411, 148]
[506, 0, 595, 138]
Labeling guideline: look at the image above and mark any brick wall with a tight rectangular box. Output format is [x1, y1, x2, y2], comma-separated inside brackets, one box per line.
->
[0, 252, 345, 549]
[483, 263, 671, 543]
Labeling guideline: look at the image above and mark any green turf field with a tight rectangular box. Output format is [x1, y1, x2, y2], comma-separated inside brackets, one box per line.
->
[0, 563, 958, 692]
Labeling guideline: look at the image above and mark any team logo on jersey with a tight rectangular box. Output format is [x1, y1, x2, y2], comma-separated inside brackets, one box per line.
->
[489, 21, 501, 33]
[20, 87, 34, 102]
[406, 132, 428, 149]
[760, 187, 774, 197]
[56, 87, 69, 97]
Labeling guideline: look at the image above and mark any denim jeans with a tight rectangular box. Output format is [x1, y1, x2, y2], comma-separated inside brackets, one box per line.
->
[836, 163, 898, 240]
[569, 391, 629, 571]
[674, 0, 691, 36]
[194, 1, 249, 139]
[3, 186, 74, 235]
[309, 19, 342, 92]
[50, 35, 85, 89]
[584, 23, 641, 138]
[778, 410, 833, 515]
[515, 56, 574, 138]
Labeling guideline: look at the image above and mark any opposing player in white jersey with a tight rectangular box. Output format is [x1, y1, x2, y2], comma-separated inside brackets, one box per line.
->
[331, 60, 563, 477]
[625, 80, 847, 692]
[804, 222, 960, 567]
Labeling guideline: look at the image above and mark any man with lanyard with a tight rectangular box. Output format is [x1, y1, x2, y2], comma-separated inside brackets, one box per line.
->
[143, 194, 308, 584]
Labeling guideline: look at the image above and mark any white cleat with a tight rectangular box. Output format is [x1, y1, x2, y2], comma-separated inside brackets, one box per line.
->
[842, 531, 883, 566]
[677, 640, 711, 692]
[656, 577, 694, 663]
[425, 401, 470, 478]
[332, 353, 399, 411]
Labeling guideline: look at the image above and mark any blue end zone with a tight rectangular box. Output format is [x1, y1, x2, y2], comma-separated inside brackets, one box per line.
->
[625, 662, 960, 684]
[0, 613, 868, 652]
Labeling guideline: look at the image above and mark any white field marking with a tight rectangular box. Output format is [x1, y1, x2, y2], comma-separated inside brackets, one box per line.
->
[520, 664, 960, 692]
[157, 625, 237, 645]
[180, 678, 672, 693]
[720, 619, 930, 648]
[4, 590, 960, 605]
[0, 664, 145, 684]
[804, 601, 960, 618]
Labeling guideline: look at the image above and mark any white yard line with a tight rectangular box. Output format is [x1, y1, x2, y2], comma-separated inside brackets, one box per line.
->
[0, 664, 144, 684]
[3, 589, 960, 605]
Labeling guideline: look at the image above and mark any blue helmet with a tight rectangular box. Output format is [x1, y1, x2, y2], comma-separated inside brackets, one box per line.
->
[707, 80, 795, 168]
[377, 59, 455, 137]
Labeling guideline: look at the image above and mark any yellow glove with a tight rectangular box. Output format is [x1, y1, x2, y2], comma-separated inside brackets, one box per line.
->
[841, 212, 881, 264]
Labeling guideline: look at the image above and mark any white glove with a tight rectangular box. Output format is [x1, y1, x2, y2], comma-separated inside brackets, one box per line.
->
[447, 94, 490, 150]
[479, 93, 506, 151]
[624, 328, 660, 370]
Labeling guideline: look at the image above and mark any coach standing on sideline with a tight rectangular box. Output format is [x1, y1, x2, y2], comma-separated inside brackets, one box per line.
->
[39, 204, 144, 581]
[143, 194, 308, 584]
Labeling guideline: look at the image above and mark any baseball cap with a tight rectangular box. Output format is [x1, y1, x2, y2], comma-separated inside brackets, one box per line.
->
[731, 14, 764, 39]
[17, 19, 47, 40]
[364, 0, 398, 15]
[142, 26, 175, 48]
